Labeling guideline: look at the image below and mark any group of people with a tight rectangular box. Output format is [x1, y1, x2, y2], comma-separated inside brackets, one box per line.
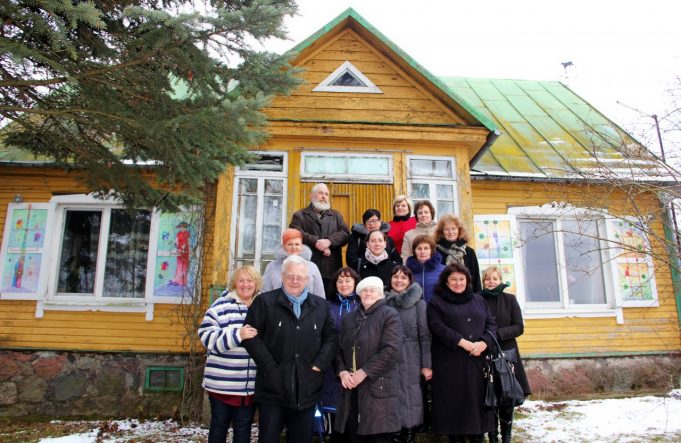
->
[198, 183, 531, 443]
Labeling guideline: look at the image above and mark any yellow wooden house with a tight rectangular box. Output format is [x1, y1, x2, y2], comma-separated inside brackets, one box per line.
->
[0, 8, 679, 416]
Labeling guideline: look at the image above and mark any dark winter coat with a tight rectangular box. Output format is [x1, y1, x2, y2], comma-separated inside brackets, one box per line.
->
[406, 252, 446, 303]
[346, 222, 401, 270]
[321, 292, 360, 411]
[437, 240, 482, 293]
[357, 256, 400, 289]
[242, 288, 338, 410]
[334, 299, 403, 436]
[481, 290, 531, 396]
[290, 204, 350, 279]
[385, 283, 431, 428]
[388, 216, 416, 256]
[427, 287, 497, 435]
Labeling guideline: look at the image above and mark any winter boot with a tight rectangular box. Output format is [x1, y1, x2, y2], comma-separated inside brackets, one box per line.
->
[487, 431, 499, 443]
[500, 421, 513, 443]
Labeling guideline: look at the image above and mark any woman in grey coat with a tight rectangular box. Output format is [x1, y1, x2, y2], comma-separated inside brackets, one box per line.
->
[261, 228, 325, 297]
[335, 276, 403, 442]
[385, 266, 431, 443]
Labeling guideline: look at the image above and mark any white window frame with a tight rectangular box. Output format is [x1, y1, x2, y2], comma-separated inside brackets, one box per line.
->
[312, 60, 383, 94]
[407, 155, 459, 215]
[300, 152, 393, 183]
[24, 194, 194, 320]
[509, 204, 623, 323]
[230, 152, 289, 273]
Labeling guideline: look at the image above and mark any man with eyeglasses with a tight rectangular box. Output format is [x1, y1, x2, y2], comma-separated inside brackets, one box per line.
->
[243, 254, 338, 443]
[346, 208, 401, 271]
[290, 183, 350, 298]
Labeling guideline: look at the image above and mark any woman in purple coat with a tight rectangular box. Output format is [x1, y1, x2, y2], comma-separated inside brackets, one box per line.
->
[427, 262, 497, 443]
[405, 235, 445, 303]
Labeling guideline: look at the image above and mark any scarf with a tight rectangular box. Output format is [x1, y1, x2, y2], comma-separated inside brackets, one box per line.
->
[338, 292, 358, 316]
[437, 239, 467, 266]
[481, 283, 508, 299]
[284, 287, 309, 319]
[438, 284, 474, 304]
[392, 215, 411, 222]
[364, 248, 388, 265]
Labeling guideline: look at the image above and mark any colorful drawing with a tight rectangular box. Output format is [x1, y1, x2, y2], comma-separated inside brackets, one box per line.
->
[474, 219, 514, 260]
[610, 220, 647, 259]
[1, 253, 41, 293]
[8, 207, 48, 251]
[618, 262, 653, 301]
[154, 213, 197, 297]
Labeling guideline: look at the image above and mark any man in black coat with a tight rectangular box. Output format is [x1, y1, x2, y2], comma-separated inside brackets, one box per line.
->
[290, 183, 350, 297]
[242, 254, 338, 443]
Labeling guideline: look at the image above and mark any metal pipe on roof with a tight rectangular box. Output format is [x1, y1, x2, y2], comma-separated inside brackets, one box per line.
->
[469, 129, 501, 169]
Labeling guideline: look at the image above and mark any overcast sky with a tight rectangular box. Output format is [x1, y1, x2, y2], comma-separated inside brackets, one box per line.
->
[263, 0, 681, 158]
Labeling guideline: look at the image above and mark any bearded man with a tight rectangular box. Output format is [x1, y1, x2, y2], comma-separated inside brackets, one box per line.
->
[290, 183, 350, 298]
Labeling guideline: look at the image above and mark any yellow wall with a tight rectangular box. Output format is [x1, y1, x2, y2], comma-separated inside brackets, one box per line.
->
[267, 29, 463, 125]
[472, 179, 681, 356]
[0, 167, 208, 353]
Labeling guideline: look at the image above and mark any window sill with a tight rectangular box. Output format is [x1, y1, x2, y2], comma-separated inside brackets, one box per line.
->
[524, 307, 624, 324]
[36, 300, 154, 320]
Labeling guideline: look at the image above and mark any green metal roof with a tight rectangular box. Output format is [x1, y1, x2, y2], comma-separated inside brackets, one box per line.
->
[440, 77, 648, 178]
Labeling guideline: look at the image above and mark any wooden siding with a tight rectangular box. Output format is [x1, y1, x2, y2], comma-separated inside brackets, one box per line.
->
[472, 179, 681, 356]
[267, 29, 463, 125]
[0, 167, 210, 353]
[297, 181, 396, 232]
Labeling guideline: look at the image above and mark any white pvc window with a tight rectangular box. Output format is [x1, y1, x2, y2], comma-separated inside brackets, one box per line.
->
[407, 156, 458, 216]
[519, 218, 607, 308]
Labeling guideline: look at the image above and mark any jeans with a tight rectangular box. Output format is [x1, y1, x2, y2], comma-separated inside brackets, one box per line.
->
[257, 403, 315, 443]
[208, 396, 255, 443]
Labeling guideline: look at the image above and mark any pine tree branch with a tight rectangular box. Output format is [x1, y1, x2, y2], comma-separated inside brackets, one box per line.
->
[0, 55, 155, 89]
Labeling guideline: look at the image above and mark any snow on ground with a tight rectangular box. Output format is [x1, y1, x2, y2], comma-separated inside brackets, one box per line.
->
[37, 390, 681, 442]
[515, 389, 681, 442]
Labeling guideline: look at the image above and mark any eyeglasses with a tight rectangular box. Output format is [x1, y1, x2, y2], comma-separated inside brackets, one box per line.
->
[443, 227, 459, 233]
[365, 218, 381, 224]
[285, 275, 307, 283]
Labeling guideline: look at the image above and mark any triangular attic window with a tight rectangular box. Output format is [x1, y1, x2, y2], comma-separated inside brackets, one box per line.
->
[313, 60, 383, 94]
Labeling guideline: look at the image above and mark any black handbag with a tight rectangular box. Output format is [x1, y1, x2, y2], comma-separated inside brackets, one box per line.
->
[483, 332, 525, 408]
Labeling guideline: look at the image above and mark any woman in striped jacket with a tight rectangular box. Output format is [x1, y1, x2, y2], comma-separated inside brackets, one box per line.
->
[199, 266, 261, 443]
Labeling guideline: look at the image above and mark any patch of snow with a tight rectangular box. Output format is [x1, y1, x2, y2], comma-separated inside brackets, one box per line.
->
[516, 390, 681, 442]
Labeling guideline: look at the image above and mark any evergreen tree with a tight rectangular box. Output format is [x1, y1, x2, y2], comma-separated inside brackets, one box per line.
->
[0, 0, 301, 210]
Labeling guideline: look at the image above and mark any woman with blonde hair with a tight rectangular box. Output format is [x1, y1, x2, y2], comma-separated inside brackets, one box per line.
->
[480, 266, 531, 443]
[434, 214, 481, 293]
[199, 266, 261, 443]
[388, 195, 416, 257]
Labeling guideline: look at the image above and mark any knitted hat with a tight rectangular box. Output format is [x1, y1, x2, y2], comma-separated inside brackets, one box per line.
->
[281, 228, 302, 244]
[356, 276, 385, 295]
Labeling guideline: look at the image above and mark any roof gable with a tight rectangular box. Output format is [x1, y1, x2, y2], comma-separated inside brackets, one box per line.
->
[268, 28, 474, 125]
[273, 8, 496, 131]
